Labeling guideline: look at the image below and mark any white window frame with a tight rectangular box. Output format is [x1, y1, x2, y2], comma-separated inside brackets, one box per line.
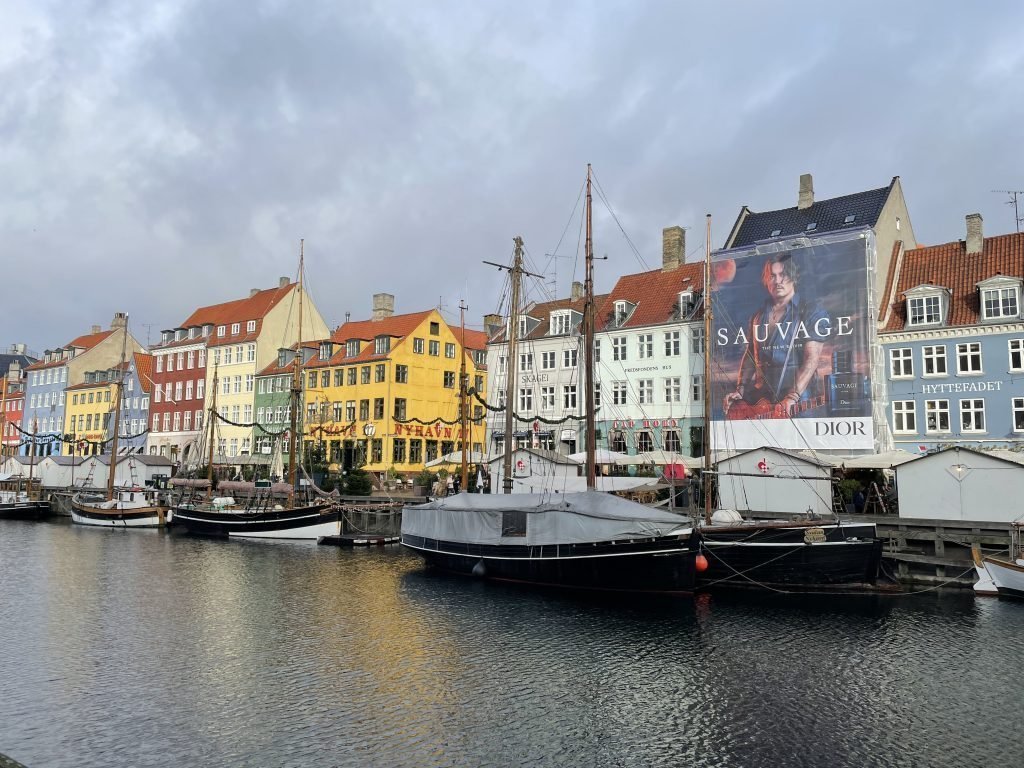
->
[562, 384, 577, 410]
[664, 331, 680, 357]
[612, 381, 628, 406]
[612, 337, 627, 361]
[562, 348, 577, 369]
[1013, 398, 1024, 433]
[889, 348, 913, 379]
[892, 400, 916, 434]
[956, 342, 983, 375]
[246, 320, 256, 332]
[959, 398, 986, 433]
[665, 377, 681, 403]
[637, 334, 653, 359]
[1010, 339, 1024, 372]
[541, 351, 556, 370]
[550, 312, 571, 336]
[981, 286, 1019, 320]
[540, 386, 555, 411]
[922, 345, 947, 377]
[637, 379, 653, 405]
[924, 399, 950, 433]
[907, 295, 942, 327]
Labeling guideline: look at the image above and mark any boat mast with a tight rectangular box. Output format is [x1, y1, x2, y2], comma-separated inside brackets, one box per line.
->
[703, 214, 713, 524]
[28, 417, 37, 495]
[288, 239, 305, 500]
[0, 370, 7, 459]
[583, 164, 597, 490]
[459, 299, 469, 491]
[106, 318, 129, 500]
[501, 237, 525, 494]
[206, 366, 218, 499]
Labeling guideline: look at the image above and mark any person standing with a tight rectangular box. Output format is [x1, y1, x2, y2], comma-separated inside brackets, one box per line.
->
[446, 475, 454, 496]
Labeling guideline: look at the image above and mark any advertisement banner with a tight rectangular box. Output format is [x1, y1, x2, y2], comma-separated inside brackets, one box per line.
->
[710, 231, 874, 450]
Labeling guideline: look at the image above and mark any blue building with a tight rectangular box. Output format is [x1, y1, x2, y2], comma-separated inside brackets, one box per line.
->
[879, 214, 1024, 450]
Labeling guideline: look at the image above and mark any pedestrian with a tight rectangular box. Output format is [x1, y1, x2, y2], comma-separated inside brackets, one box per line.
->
[446, 475, 454, 496]
[453, 474, 461, 494]
[852, 487, 866, 514]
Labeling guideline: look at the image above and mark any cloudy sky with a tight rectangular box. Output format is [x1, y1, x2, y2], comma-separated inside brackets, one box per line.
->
[4, 0, 1024, 354]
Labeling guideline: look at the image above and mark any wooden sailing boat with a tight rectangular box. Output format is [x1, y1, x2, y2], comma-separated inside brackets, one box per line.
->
[170, 241, 342, 539]
[71, 318, 167, 527]
[695, 217, 884, 588]
[400, 166, 702, 593]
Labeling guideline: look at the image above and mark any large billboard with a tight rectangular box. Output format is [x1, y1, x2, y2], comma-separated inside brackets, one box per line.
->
[710, 230, 874, 450]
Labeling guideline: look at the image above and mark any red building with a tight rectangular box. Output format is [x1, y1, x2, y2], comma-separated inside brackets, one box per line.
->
[1, 362, 27, 457]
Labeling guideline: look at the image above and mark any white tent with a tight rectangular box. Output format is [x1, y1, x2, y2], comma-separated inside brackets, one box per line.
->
[835, 450, 917, 469]
[425, 450, 494, 469]
[566, 449, 621, 464]
[615, 450, 703, 468]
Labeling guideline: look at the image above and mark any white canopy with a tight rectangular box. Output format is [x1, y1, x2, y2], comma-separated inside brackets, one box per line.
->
[614, 450, 703, 468]
[836, 450, 918, 469]
[505, 475, 661, 494]
[566, 449, 623, 464]
[425, 450, 493, 468]
[403, 491, 692, 546]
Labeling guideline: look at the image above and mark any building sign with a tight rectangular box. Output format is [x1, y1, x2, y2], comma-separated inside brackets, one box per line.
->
[393, 422, 470, 439]
[611, 419, 679, 431]
[710, 231, 874, 450]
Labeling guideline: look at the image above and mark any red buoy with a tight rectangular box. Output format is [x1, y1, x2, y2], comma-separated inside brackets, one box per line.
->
[695, 554, 709, 572]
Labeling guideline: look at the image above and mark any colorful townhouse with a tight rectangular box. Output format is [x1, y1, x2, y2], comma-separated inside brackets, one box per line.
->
[300, 294, 488, 478]
[594, 228, 705, 457]
[62, 352, 152, 458]
[253, 344, 310, 462]
[879, 215, 1024, 451]
[1, 351, 34, 457]
[148, 276, 328, 465]
[485, 283, 607, 456]
[21, 314, 142, 456]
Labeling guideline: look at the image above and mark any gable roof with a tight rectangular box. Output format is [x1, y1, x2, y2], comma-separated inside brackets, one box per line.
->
[727, 178, 896, 248]
[25, 329, 115, 371]
[331, 310, 434, 344]
[132, 353, 154, 395]
[490, 292, 609, 343]
[166, 282, 297, 349]
[596, 263, 704, 330]
[879, 232, 1024, 332]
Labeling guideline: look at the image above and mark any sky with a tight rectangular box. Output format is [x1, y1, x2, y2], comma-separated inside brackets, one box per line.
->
[4, 0, 1024, 355]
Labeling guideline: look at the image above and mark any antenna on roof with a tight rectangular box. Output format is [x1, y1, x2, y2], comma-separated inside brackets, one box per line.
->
[992, 190, 1024, 233]
[141, 323, 154, 347]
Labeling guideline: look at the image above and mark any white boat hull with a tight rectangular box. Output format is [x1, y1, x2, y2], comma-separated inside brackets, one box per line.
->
[70, 508, 165, 527]
[228, 518, 341, 540]
[982, 556, 1024, 599]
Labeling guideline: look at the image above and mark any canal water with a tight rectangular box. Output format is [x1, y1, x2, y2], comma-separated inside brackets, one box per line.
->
[1, 520, 1021, 768]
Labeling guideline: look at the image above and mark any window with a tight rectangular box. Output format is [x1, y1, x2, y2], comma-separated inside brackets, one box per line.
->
[614, 301, 629, 326]
[230, 323, 240, 335]
[183, 411, 192, 431]
[361, 366, 371, 384]
[392, 438, 406, 463]
[346, 401, 356, 420]
[375, 364, 386, 383]
[174, 381, 183, 401]
[593, 382, 601, 408]
[562, 348, 577, 368]
[428, 340, 440, 356]
[925, 400, 950, 433]
[562, 385, 577, 410]
[612, 337, 627, 361]
[217, 325, 226, 337]
[594, 340, 601, 363]
[197, 379, 205, 400]
[224, 347, 232, 365]
[638, 334, 653, 358]
[960, 399, 986, 432]
[177, 352, 184, 370]
[497, 356, 507, 373]
[247, 320, 256, 333]
[166, 354, 174, 372]
[637, 431, 654, 452]
[410, 440, 422, 463]
[637, 379, 653, 404]
[890, 348, 913, 378]
[664, 331, 680, 357]
[922, 345, 947, 376]
[519, 353, 533, 372]
[1009, 339, 1024, 372]
[665, 377, 681, 403]
[957, 342, 983, 374]
[519, 388, 533, 411]
[247, 344, 256, 362]
[246, 374, 254, 392]
[445, 342, 456, 358]
[908, 295, 942, 326]
[375, 336, 391, 355]
[690, 327, 705, 354]
[501, 510, 527, 537]
[394, 398, 407, 420]
[691, 374, 704, 402]
[334, 369, 344, 386]
[429, 322, 440, 336]
[541, 351, 556, 370]
[155, 355, 163, 373]
[444, 371, 456, 388]
[612, 381, 628, 406]
[540, 386, 555, 411]
[331, 402, 342, 421]
[186, 350, 195, 369]
[664, 430, 681, 452]
[611, 431, 627, 453]
[347, 368, 357, 386]
[550, 312, 571, 335]
[413, 338, 424, 354]
[395, 365, 408, 383]
[982, 287, 1019, 320]
[892, 401, 916, 433]
[198, 349, 206, 367]
[185, 381, 193, 400]
[1014, 398, 1024, 432]
[346, 340, 359, 357]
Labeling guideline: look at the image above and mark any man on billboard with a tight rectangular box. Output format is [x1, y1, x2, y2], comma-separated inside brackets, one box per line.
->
[722, 253, 828, 419]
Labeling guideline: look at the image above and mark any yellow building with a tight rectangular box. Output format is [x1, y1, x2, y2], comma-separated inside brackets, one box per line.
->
[301, 294, 488, 479]
[64, 368, 119, 457]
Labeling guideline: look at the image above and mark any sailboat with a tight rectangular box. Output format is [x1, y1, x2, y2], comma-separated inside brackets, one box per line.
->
[972, 520, 1024, 599]
[401, 166, 702, 593]
[170, 241, 342, 539]
[0, 376, 49, 520]
[696, 216, 884, 588]
[71, 319, 168, 528]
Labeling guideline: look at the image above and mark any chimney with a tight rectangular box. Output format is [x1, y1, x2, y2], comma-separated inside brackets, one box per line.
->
[484, 313, 503, 339]
[662, 226, 684, 272]
[798, 173, 814, 210]
[8, 361, 20, 377]
[966, 213, 984, 255]
[250, 288, 260, 297]
[571, 281, 584, 301]
[372, 293, 395, 321]
[110, 312, 128, 329]
[91, 325, 102, 334]
[279, 276, 290, 288]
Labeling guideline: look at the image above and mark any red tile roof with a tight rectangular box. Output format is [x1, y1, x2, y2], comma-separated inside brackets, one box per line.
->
[25, 329, 116, 371]
[596, 263, 704, 329]
[331, 311, 434, 344]
[158, 282, 297, 349]
[491, 293, 609, 343]
[880, 232, 1024, 332]
[133, 352, 154, 395]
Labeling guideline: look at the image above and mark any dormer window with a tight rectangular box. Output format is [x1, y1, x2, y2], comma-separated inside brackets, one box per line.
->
[319, 342, 334, 360]
[175, 329, 185, 341]
[189, 327, 197, 339]
[678, 290, 695, 318]
[550, 311, 571, 336]
[613, 300, 635, 327]
[978, 276, 1022, 321]
[907, 295, 942, 327]
[278, 351, 288, 368]
[247, 320, 256, 333]
[346, 340, 360, 357]
[217, 325, 226, 337]
[518, 317, 528, 338]
[203, 325, 212, 337]
[374, 336, 391, 354]
[231, 323, 240, 335]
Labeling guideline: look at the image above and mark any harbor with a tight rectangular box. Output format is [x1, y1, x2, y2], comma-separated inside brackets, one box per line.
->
[1, 518, 1021, 768]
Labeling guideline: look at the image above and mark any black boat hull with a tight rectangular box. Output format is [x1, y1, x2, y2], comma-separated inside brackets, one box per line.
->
[0, 502, 50, 521]
[401, 533, 700, 593]
[170, 503, 341, 539]
[699, 522, 883, 587]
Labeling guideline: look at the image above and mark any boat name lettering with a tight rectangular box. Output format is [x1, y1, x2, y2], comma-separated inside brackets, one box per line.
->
[920, 381, 1003, 394]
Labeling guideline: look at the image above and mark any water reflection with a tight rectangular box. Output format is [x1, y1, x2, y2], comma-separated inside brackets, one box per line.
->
[1, 522, 1022, 768]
